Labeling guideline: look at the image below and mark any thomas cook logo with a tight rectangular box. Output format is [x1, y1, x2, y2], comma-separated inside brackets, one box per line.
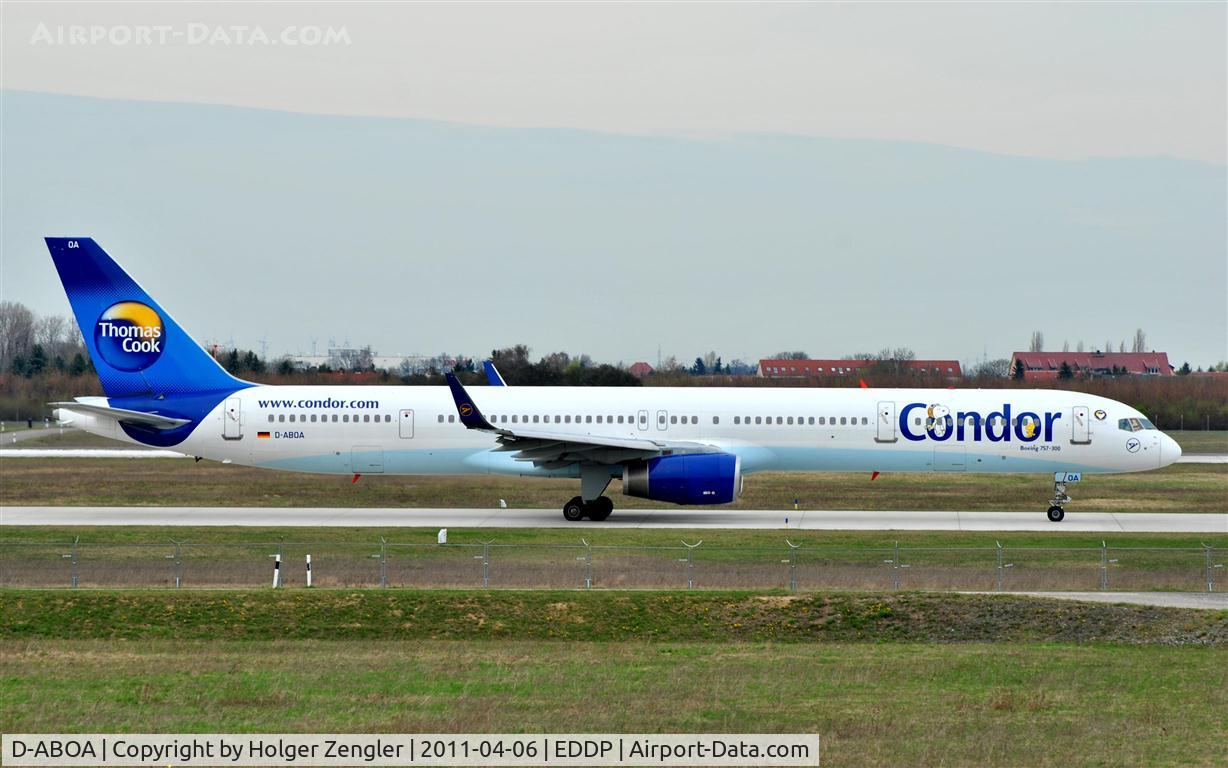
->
[94, 301, 165, 371]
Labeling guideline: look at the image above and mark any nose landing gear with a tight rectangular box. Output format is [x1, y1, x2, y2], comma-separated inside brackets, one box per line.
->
[1047, 479, 1072, 522]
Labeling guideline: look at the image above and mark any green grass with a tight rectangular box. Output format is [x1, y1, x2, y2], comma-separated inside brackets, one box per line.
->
[1173, 430, 1228, 454]
[3, 589, 1225, 644]
[1, 639, 1224, 767]
[2, 458, 1224, 512]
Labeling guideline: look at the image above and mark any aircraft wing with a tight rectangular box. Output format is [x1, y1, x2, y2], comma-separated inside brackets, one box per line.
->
[443, 373, 715, 469]
[49, 401, 192, 430]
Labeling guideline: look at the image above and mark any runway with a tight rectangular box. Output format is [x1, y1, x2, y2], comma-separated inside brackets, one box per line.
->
[3, 506, 1225, 532]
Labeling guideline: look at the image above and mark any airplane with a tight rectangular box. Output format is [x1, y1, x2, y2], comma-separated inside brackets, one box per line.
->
[45, 237, 1182, 523]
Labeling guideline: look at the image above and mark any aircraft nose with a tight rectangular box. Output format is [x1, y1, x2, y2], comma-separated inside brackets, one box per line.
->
[1162, 433, 1182, 466]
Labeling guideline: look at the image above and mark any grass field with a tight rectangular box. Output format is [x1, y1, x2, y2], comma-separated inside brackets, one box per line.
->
[2, 590, 1226, 767]
[2, 457, 1224, 513]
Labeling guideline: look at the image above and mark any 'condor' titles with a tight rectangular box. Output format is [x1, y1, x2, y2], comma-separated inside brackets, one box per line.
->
[900, 402, 1062, 443]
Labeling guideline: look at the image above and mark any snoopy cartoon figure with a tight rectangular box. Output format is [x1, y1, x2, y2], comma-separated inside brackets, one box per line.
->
[926, 404, 951, 438]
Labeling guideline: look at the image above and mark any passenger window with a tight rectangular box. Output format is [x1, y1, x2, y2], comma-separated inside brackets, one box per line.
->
[691, 416, 698, 424]
[734, 416, 741, 425]
[861, 417, 868, 425]
[555, 415, 562, 423]
[344, 415, 350, 423]
[840, 417, 847, 425]
[658, 414, 665, 425]
[808, 417, 815, 425]
[512, 415, 518, 423]
[776, 417, 783, 425]
[787, 417, 794, 425]
[386, 415, 392, 422]
[585, 415, 592, 424]
[533, 415, 540, 423]
[300, 414, 306, 422]
[310, 415, 317, 423]
[617, 415, 624, 424]
[596, 416, 603, 424]
[670, 416, 678, 424]
[819, 417, 825, 425]
[363, 415, 370, 423]
[268, 415, 274, 423]
[915, 418, 921, 426]
[279, 414, 286, 423]
[437, 414, 444, 423]
[448, 415, 455, 423]
[565, 415, 572, 423]
[713, 416, 720, 425]
[289, 415, 296, 423]
[332, 415, 338, 423]
[755, 417, 762, 425]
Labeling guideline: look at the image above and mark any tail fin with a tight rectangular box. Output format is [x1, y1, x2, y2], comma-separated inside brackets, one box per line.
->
[45, 237, 245, 399]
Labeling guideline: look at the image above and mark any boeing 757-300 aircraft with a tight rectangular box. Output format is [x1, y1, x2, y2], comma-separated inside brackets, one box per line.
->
[45, 238, 1182, 522]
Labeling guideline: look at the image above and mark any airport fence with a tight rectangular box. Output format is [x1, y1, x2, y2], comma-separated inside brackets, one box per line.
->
[0, 538, 1223, 593]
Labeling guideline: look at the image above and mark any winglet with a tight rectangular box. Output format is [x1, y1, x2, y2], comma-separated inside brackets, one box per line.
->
[444, 372, 496, 430]
[483, 360, 507, 386]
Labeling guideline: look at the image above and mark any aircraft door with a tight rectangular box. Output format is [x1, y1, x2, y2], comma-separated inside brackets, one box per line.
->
[1071, 405, 1091, 444]
[637, 410, 649, 431]
[875, 401, 896, 443]
[399, 409, 414, 438]
[223, 397, 242, 440]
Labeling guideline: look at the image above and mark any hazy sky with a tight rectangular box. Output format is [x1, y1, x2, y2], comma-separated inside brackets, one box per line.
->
[2, 3, 1226, 368]
[4, 2, 1225, 163]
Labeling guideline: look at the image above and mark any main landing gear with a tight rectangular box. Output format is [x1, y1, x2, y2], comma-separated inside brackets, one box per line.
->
[1047, 478, 1072, 523]
[563, 496, 614, 522]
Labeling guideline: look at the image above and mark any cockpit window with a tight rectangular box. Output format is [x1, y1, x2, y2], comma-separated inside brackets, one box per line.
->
[1138, 418, 1157, 430]
[1119, 418, 1145, 432]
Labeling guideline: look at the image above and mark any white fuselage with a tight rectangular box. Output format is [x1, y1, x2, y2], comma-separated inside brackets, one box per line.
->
[77, 385, 1180, 480]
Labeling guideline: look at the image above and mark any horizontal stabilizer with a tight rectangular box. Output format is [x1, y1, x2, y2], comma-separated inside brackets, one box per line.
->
[49, 401, 192, 430]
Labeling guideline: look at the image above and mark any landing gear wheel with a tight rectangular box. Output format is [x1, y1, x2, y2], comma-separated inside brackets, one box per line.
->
[587, 497, 614, 521]
[1046, 505, 1065, 523]
[562, 496, 586, 522]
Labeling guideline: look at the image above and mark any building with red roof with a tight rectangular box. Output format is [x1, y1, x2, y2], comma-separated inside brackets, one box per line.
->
[1009, 351, 1173, 379]
[758, 358, 962, 379]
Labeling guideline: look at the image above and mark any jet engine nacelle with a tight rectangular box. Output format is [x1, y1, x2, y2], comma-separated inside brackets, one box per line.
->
[622, 453, 743, 505]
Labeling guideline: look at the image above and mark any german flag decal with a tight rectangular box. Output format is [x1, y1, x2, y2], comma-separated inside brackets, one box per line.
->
[257, 431, 271, 439]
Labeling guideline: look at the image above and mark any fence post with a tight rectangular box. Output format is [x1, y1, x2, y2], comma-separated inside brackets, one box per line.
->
[166, 540, 183, 589]
[483, 541, 491, 588]
[473, 539, 493, 589]
[63, 536, 79, 589]
[580, 539, 593, 590]
[1099, 541, 1118, 591]
[306, 554, 312, 588]
[681, 540, 702, 589]
[785, 540, 800, 593]
[996, 541, 1003, 592]
[371, 538, 388, 588]
[1205, 544, 1222, 593]
[380, 537, 388, 588]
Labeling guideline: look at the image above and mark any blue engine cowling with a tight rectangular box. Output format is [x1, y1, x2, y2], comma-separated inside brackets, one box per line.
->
[622, 453, 743, 505]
